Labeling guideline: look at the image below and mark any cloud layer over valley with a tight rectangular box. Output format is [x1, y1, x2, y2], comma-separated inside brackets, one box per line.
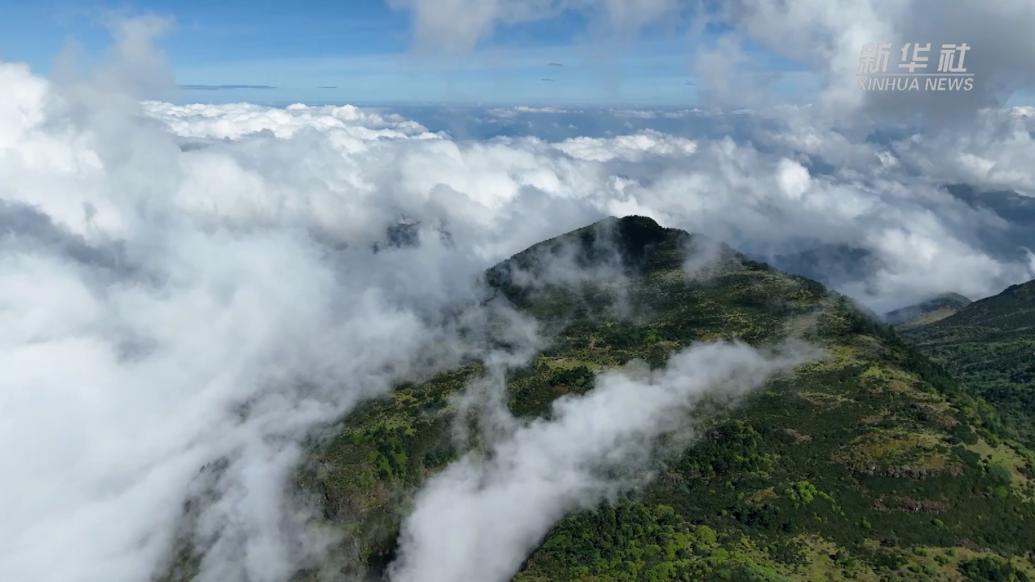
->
[142, 97, 1035, 312]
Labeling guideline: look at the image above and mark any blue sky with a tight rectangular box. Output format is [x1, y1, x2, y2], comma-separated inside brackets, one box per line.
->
[0, 0, 815, 105]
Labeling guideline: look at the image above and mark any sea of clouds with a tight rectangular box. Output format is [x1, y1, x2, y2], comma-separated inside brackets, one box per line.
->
[3, 2, 1035, 580]
[142, 96, 1035, 312]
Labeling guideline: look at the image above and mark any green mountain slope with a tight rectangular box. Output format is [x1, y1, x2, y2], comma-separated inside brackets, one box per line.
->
[168, 217, 1035, 580]
[884, 293, 972, 330]
[904, 280, 1035, 449]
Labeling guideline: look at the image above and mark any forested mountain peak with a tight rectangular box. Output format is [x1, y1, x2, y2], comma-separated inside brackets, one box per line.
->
[166, 219, 1035, 582]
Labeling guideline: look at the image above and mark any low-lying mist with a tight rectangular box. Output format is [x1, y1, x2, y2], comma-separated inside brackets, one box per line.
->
[388, 340, 817, 582]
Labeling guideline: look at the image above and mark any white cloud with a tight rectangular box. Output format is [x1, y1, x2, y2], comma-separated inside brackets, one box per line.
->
[717, 0, 1035, 122]
[0, 40, 543, 582]
[389, 340, 815, 582]
[777, 158, 812, 200]
[555, 130, 697, 162]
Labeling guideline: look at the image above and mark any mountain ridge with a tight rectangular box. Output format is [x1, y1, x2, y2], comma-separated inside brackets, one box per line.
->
[884, 293, 973, 330]
[903, 278, 1035, 449]
[162, 216, 1035, 581]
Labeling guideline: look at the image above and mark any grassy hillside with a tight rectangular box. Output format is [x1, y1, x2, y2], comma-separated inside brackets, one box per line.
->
[885, 293, 972, 330]
[904, 280, 1035, 450]
[166, 216, 1035, 580]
